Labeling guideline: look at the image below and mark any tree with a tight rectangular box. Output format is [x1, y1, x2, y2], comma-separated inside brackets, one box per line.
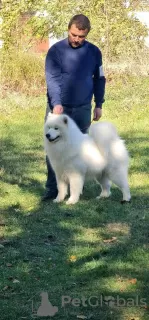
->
[1, 0, 148, 59]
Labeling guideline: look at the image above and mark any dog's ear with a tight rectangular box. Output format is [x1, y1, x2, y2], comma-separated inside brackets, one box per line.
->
[63, 116, 68, 125]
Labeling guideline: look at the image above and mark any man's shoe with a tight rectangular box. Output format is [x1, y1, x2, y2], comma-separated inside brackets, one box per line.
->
[41, 189, 58, 201]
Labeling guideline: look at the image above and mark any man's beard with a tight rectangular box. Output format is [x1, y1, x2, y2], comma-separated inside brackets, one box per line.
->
[68, 38, 84, 48]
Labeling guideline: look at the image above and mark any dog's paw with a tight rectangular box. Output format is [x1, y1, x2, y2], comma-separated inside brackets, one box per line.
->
[96, 191, 111, 200]
[65, 197, 78, 205]
[53, 197, 63, 203]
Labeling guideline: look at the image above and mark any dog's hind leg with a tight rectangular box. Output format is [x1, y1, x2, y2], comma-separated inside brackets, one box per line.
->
[96, 172, 111, 199]
[109, 167, 131, 202]
[66, 172, 85, 205]
[53, 176, 68, 203]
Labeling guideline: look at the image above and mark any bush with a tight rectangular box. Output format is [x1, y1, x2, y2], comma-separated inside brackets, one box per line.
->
[1, 48, 46, 96]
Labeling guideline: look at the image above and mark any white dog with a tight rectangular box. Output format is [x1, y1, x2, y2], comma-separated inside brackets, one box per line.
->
[44, 113, 131, 205]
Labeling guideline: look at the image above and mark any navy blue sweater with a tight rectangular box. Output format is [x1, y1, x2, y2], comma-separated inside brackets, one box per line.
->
[45, 38, 106, 109]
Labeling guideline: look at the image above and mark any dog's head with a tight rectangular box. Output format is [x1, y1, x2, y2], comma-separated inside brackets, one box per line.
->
[44, 113, 68, 143]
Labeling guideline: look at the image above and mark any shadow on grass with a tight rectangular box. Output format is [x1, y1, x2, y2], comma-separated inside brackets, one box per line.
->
[0, 131, 149, 319]
[0, 136, 45, 188]
[1, 192, 149, 320]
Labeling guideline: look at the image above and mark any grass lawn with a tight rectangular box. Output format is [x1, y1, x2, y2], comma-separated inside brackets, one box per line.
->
[0, 76, 149, 320]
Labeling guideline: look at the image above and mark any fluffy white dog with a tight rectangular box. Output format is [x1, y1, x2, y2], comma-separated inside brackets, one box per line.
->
[44, 113, 131, 205]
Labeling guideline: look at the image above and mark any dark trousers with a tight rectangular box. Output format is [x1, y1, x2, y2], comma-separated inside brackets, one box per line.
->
[45, 104, 92, 190]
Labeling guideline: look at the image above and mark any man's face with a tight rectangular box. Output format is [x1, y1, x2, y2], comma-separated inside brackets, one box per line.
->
[68, 24, 88, 48]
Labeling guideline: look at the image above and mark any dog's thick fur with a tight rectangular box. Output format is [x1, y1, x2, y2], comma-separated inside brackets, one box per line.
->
[44, 113, 131, 205]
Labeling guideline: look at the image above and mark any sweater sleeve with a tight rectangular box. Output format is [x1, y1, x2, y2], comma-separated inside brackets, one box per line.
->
[45, 45, 62, 107]
[93, 48, 106, 108]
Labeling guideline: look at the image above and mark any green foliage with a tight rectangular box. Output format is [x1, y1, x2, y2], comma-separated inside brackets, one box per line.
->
[1, 48, 45, 94]
[85, 0, 148, 59]
[1, 0, 148, 59]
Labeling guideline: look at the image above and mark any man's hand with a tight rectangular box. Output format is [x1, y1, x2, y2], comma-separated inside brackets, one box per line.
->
[93, 107, 102, 121]
[53, 105, 64, 114]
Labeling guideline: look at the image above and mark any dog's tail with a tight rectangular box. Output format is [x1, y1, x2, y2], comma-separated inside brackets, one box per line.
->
[90, 121, 129, 165]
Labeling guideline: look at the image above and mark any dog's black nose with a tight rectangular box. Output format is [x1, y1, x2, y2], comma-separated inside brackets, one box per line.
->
[46, 133, 51, 140]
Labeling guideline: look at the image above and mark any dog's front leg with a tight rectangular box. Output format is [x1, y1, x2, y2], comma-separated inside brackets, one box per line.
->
[66, 172, 85, 205]
[53, 176, 68, 203]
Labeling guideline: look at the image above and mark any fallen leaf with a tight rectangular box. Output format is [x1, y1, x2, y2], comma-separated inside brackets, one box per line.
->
[14, 208, 21, 212]
[13, 279, 20, 284]
[128, 278, 137, 284]
[6, 263, 13, 267]
[77, 315, 87, 319]
[143, 305, 149, 309]
[3, 285, 12, 291]
[103, 237, 117, 243]
[44, 242, 51, 246]
[3, 286, 9, 291]
[69, 255, 77, 262]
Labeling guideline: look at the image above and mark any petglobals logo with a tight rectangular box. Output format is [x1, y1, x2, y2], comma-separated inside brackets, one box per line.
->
[31, 292, 58, 317]
[30, 292, 147, 317]
[61, 295, 147, 308]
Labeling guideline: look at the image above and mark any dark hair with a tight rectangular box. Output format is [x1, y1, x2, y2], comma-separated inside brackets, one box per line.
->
[68, 14, 91, 32]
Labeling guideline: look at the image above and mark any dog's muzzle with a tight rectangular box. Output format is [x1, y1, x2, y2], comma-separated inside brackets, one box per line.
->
[46, 133, 60, 143]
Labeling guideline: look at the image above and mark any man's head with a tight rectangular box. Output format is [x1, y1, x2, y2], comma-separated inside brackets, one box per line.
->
[68, 14, 91, 48]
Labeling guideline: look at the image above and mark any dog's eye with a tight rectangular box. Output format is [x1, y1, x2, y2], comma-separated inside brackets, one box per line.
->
[54, 127, 59, 130]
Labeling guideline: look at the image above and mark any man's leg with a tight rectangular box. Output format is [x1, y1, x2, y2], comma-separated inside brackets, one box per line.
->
[42, 104, 58, 201]
[72, 104, 92, 133]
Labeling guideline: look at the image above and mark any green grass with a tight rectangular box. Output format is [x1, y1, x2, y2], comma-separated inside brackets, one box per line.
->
[0, 77, 149, 320]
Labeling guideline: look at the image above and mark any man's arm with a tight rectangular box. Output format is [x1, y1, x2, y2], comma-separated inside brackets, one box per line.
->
[45, 45, 63, 112]
[93, 48, 106, 120]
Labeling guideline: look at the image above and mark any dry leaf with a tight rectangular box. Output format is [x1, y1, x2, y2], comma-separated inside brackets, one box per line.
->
[13, 279, 20, 284]
[103, 237, 117, 243]
[143, 305, 149, 309]
[69, 255, 77, 262]
[3, 286, 9, 291]
[14, 208, 21, 212]
[128, 278, 137, 284]
[3, 285, 13, 291]
[6, 263, 13, 267]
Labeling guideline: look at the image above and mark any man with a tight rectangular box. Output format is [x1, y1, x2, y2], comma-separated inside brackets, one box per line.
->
[42, 14, 106, 201]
